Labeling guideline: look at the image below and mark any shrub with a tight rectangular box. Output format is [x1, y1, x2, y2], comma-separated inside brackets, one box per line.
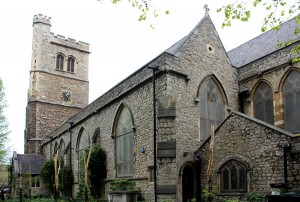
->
[111, 179, 136, 191]
[40, 159, 55, 193]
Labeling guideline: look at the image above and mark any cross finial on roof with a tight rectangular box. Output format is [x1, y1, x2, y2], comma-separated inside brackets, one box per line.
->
[204, 4, 210, 14]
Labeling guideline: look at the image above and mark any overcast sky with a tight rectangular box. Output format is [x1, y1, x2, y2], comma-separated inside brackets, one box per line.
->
[0, 0, 265, 155]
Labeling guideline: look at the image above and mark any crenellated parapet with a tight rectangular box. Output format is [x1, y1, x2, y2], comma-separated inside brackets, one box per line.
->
[50, 33, 89, 52]
[33, 14, 51, 26]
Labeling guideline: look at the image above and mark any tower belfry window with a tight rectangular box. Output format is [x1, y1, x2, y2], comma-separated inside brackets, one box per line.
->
[67, 57, 75, 73]
[56, 54, 64, 70]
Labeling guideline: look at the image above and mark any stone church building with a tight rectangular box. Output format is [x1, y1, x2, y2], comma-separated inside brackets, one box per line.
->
[21, 12, 300, 201]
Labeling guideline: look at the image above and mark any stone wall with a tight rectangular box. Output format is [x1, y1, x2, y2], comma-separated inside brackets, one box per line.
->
[197, 112, 300, 201]
[26, 14, 90, 155]
[238, 44, 300, 129]
[40, 15, 240, 201]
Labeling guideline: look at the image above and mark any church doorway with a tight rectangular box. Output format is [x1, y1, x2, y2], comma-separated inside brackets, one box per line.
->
[182, 163, 197, 202]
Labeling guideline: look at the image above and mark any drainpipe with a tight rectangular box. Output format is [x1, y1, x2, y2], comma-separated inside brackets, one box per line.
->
[148, 64, 159, 202]
[278, 143, 291, 187]
[68, 120, 74, 199]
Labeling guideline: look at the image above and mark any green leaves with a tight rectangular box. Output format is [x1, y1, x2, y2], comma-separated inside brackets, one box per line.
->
[218, 0, 300, 63]
[0, 78, 9, 165]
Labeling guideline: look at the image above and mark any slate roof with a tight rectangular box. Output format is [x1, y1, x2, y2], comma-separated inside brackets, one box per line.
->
[13, 152, 46, 175]
[165, 13, 213, 55]
[228, 18, 300, 68]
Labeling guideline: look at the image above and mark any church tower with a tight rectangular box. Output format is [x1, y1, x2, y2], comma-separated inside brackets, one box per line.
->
[25, 14, 90, 154]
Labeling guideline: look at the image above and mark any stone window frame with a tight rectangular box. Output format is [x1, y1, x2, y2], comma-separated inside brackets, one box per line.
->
[55, 53, 65, 71]
[196, 75, 228, 141]
[67, 56, 76, 73]
[75, 127, 90, 181]
[219, 159, 248, 193]
[112, 103, 136, 178]
[279, 68, 300, 134]
[252, 80, 274, 125]
[53, 141, 59, 157]
[59, 139, 65, 165]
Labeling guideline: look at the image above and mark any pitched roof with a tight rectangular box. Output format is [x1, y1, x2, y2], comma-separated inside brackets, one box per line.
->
[13, 152, 46, 175]
[228, 18, 300, 68]
[165, 13, 216, 55]
[195, 111, 295, 153]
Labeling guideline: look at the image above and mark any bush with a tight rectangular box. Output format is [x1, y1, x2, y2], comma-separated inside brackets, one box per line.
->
[242, 193, 265, 202]
[88, 146, 106, 197]
[40, 159, 55, 193]
[111, 179, 136, 191]
[59, 164, 73, 196]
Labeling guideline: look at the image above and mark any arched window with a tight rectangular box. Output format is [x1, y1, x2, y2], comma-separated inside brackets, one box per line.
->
[59, 139, 65, 165]
[253, 82, 274, 125]
[77, 128, 90, 179]
[56, 54, 64, 70]
[220, 160, 247, 192]
[283, 70, 300, 133]
[53, 142, 59, 157]
[199, 78, 225, 140]
[67, 57, 75, 73]
[114, 105, 134, 177]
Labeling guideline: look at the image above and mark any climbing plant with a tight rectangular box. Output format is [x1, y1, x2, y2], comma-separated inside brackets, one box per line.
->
[40, 159, 55, 194]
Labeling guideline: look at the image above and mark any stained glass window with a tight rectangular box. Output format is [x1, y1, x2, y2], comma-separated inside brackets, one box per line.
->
[115, 106, 134, 177]
[254, 82, 274, 124]
[199, 78, 225, 140]
[220, 160, 247, 192]
[283, 70, 300, 133]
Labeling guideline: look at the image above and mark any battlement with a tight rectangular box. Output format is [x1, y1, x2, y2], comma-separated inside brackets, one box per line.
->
[50, 33, 89, 51]
[33, 14, 51, 25]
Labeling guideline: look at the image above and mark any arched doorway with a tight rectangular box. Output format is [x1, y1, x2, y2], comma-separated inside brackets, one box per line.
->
[182, 164, 196, 202]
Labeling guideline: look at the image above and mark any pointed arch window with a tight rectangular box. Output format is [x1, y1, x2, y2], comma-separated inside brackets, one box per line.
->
[199, 78, 225, 140]
[67, 57, 75, 73]
[283, 70, 300, 133]
[77, 128, 90, 179]
[115, 106, 134, 177]
[56, 54, 64, 70]
[220, 160, 247, 192]
[253, 82, 274, 125]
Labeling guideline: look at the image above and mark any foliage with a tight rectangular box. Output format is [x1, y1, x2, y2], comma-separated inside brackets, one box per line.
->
[217, 0, 300, 62]
[0, 78, 9, 164]
[40, 159, 55, 193]
[224, 200, 239, 202]
[75, 149, 89, 200]
[202, 186, 215, 202]
[58, 164, 73, 195]
[76, 145, 107, 200]
[242, 193, 265, 202]
[88, 146, 106, 198]
[217, 0, 299, 30]
[110, 179, 137, 191]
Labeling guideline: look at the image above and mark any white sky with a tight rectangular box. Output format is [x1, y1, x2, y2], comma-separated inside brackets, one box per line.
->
[0, 0, 265, 155]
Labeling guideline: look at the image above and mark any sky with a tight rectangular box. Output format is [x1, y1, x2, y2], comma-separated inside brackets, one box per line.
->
[0, 0, 266, 155]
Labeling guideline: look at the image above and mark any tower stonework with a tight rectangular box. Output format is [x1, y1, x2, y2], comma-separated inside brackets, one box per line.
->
[25, 14, 90, 154]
